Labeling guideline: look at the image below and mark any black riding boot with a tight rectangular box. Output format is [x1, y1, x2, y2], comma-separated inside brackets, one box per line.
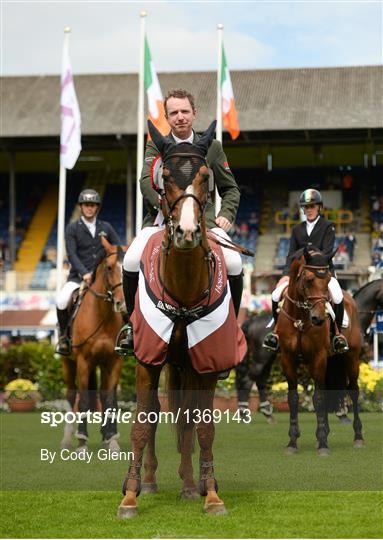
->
[55, 308, 71, 356]
[228, 272, 243, 318]
[262, 300, 280, 352]
[333, 300, 349, 353]
[115, 270, 139, 355]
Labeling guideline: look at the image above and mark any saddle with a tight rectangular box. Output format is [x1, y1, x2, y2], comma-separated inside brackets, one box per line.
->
[67, 284, 88, 338]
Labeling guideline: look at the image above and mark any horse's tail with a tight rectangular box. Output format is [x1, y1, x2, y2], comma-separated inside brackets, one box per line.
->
[166, 362, 198, 453]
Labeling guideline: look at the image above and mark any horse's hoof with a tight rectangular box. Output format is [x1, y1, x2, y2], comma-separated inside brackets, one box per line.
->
[75, 446, 88, 457]
[284, 446, 298, 455]
[318, 447, 330, 456]
[117, 505, 138, 519]
[338, 415, 352, 424]
[204, 502, 227, 515]
[141, 482, 158, 494]
[60, 441, 72, 450]
[354, 439, 365, 448]
[107, 439, 121, 453]
[180, 488, 199, 500]
[266, 415, 276, 424]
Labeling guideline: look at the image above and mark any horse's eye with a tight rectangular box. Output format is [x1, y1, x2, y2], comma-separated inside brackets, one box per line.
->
[107, 265, 112, 272]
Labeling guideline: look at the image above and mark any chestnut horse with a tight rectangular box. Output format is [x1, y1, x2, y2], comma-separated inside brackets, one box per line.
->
[118, 120, 245, 518]
[61, 236, 125, 453]
[277, 247, 363, 455]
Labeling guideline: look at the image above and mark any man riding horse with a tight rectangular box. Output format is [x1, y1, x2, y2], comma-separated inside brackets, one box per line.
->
[116, 89, 243, 354]
[263, 188, 349, 354]
[55, 189, 120, 355]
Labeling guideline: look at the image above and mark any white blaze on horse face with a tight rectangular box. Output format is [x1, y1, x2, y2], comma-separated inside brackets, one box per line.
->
[179, 185, 197, 238]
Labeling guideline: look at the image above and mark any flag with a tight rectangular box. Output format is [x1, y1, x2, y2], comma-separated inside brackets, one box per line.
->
[221, 44, 240, 140]
[60, 35, 81, 169]
[144, 36, 168, 135]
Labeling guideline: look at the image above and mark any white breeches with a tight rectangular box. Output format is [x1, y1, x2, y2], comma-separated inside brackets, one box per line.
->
[123, 226, 243, 276]
[271, 276, 343, 304]
[56, 281, 80, 310]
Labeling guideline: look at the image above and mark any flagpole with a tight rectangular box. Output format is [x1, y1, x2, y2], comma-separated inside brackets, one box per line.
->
[215, 23, 223, 216]
[56, 27, 71, 299]
[136, 11, 146, 235]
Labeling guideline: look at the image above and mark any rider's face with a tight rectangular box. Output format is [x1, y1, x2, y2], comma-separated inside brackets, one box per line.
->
[165, 97, 196, 140]
[303, 204, 320, 222]
[80, 203, 99, 220]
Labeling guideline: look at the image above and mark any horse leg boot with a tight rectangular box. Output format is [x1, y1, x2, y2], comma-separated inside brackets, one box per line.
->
[333, 300, 349, 353]
[262, 300, 280, 352]
[115, 270, 138, 354]
[118, 364, 161, 518]
[55, 308, 71, 356]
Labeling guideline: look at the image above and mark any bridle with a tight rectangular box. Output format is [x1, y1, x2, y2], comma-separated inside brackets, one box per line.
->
[157, 155, 214, 321]
[282, 264, 330, 331]
[87, 251, 123, 308]
[159, 153, 209, 247]
[72, 251, 124, 349]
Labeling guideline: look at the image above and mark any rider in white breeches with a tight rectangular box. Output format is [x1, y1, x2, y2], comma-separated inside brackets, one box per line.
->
[263, 188, 349, 354]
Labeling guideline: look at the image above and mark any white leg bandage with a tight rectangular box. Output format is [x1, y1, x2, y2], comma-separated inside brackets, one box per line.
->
[271, 282, 289, 303]
[210, 227, 243, 276]
[123, 226, 164, 272]
[56, 281, 80, 310]
[328, 277, 343, 304]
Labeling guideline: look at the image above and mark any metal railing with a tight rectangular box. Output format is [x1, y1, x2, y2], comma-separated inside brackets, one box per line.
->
[275, 209, 354, 234]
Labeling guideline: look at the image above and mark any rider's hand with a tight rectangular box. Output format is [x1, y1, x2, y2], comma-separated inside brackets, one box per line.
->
[83, 272, 92, 285]
[215, 216, 232, 232]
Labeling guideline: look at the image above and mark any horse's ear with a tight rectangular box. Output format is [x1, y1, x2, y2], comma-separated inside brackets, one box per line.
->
[100, 234, 112, 253]
[147, 120, 172, 155]
[195, 120, 217, 153]
[303, 246, 312, 263]
[328, 247, 338, 262]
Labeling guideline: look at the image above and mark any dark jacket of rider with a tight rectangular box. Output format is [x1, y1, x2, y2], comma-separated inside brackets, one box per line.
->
[65, 219, 120, 283]
[282, 216, 336, 276]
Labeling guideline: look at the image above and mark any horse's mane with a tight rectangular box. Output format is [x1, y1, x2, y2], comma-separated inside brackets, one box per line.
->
[353, 278, 382, 299]
[91, 250, 108, 282]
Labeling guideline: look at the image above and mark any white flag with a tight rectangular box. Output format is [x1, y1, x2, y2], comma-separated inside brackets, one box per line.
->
[60, 35, 81, 169]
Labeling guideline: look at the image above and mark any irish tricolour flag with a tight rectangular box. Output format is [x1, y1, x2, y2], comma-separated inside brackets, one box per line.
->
[144, 36, 168, 135]
[221, 44, 240, 140]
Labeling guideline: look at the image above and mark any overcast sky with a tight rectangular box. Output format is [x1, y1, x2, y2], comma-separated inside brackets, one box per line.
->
[2, 0, 382, 76]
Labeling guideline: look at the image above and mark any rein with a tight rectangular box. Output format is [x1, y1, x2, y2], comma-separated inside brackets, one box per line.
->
[72, 250, 123, 349]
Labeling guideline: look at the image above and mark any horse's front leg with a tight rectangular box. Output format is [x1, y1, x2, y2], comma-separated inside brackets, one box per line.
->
[311, 354, 330, 455]
[61, 357, 77, 449]
[196, 374, 227, 515]
[142, 388, 161, 494]
[99, 354, 123, 450]
[75, 355, 92, 453]
[280, 353, 300, 453]
[118, 363, 161, 519]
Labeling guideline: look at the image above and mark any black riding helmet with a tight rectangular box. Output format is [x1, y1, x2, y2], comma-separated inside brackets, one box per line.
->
[299, 188, 323, 207]
[78, 189, 101, 205]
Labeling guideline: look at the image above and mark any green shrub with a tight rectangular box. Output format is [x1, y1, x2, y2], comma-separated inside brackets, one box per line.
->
[0, 342, 64, 400]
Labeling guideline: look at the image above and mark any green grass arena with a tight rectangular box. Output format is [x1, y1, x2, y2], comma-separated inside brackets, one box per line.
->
[1, 411, 382, 538]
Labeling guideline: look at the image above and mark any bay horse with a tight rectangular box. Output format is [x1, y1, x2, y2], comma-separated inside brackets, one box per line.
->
[277, 247, 363, 455]
[61, 236, 125, 453]
[118, 120, 246, 518]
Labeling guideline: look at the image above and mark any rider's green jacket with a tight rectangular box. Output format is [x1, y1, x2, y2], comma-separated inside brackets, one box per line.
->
[140, 130, 240, 229]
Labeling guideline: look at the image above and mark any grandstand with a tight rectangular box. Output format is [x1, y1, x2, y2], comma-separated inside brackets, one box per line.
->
[1, 66, 382, 334]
